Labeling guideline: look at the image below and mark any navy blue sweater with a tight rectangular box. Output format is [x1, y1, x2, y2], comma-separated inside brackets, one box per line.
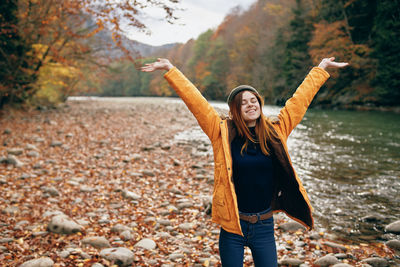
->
[231, 127, 274, 213]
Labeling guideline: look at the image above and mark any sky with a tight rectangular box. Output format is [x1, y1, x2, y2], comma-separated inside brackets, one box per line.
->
[126, 0, 257, 46]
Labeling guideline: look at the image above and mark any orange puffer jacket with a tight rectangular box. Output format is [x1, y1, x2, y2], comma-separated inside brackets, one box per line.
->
[164, 67, 330, 236]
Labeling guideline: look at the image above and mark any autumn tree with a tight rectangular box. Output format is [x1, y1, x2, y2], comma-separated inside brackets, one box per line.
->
[0, 0, 180, 108]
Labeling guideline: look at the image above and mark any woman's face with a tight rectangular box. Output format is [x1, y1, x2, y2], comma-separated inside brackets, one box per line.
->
[240, 91, 261, 127]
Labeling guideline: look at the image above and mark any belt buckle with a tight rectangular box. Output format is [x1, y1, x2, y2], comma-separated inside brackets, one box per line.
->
[249, 215, 258, 224]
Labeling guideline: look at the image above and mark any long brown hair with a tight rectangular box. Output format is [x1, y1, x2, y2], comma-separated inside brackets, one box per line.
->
[228, 90, 279, 156]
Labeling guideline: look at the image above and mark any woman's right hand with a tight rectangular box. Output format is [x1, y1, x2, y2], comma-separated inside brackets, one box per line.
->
[141, 58, 174, 72]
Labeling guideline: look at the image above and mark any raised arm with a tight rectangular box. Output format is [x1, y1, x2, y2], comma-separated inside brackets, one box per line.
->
[141, 58, 222, 142]
[276, 57, 348, 139]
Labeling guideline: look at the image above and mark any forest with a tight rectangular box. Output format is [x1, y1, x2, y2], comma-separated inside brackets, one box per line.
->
[1, 0, 399, 109]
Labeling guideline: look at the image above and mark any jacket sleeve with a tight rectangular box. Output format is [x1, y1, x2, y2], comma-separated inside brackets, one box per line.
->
[164, 67, 221, 142]
[277, 67, 330, 139]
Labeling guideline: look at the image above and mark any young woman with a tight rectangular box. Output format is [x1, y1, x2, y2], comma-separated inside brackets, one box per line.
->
[141, 57, 348, 266]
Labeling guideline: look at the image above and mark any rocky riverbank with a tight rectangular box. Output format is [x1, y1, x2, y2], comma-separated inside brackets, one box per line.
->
[0, 98, 399, 266]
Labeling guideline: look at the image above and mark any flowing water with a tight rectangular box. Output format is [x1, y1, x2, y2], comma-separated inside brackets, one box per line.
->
[175, 100, 400, 243]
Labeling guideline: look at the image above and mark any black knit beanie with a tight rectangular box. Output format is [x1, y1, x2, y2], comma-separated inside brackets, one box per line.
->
[227, 85, 260, 105]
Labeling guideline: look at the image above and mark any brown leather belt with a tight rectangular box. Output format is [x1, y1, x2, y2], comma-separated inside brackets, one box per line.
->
[239, 210, 273, 224]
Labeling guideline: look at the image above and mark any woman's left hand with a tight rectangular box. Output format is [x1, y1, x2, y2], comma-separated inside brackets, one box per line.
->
[318, 57, 349, 70]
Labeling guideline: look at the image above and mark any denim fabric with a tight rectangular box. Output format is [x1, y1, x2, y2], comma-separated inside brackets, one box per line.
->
[218, 209, 278, 267]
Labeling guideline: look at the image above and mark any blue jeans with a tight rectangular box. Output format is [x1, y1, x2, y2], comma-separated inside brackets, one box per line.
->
[218, 209, 278, 267]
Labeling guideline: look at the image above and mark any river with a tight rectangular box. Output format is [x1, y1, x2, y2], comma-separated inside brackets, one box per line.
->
[175, 99, 400, 243]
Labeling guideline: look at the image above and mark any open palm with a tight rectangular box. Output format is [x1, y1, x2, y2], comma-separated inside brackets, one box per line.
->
[141, 58, 173, 72]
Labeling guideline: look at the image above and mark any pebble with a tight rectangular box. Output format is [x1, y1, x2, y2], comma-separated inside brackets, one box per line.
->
[385, 239, 400, 250]
[80, 186, 97, 192]
[100, 247, 135, 266]
[334, 253, 348, 259]
[27, 151, 39, 157]
[135, 238, 156, 250]
[278, 221, 306, 232]
[0, 238, 14, 243]
[332, 264, 353, 267]
[385, 220, 400, 234]
[314, 255, 339, 266]
[158, 219, 172, 226]
[3, 155, 24, 167]
[168, 253, 185, 260]
[361, 257, 388, 267]
[47, 214, 84, 234]
[19, 257, 54, 267]
[7, 148, 24, 155]
[111, 224, 131, 233]
[279, 256, 304, 266]
[91, 263, 104, 267]
[323, 241, 348, 251]
[3, 128, 11, 134]
[41, 186, 60, 196]
[120, 230, 133, 241]
[50, 141, 63, 147]
[142, 170, 155, 177]
[177, 202, 193, 210]
[179, 223, 194, 231]
[82, 236, 111, 249]
[25, 144, 38, 151]
[59, 250, 70, 258]
[3, 206, 19, 214]
[122, 190, 140, 200]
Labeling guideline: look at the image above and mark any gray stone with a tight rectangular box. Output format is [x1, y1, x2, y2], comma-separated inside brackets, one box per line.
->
[135, 238, 156, 250]
[59, 250, 70, 258]
[385, 220, 400, 234]
[386, 239, 400, 250]
[41, 186, 60, 197]
[111, 224, 131, 233]
[178, 223, 194, 231]
[3, 128, 11, 134]
[323, 241, 348, 251]
[100, 247, 134, 266]
[278, 221, 306, 232]
[82, 236, 111, 249]
[177, 202, 193, 210]
[122, 190, 140, 200]
[334, 253, 348, 259]
[314, 255, 339, 266]
[279, 256, 304, 266]
[168, 253, 185, 260]
[80, 186, 97, 193]
[48, 214, 84, 234]
[4, 155, 23, 167]
[50, 141, 63, 147]
[3, 206, 19, 214]
[91, 263, 104, 267]
[120, 230, 133, 241]
[7, 148, 23, 155]
[361, 257, 388, 267]
[25, 144, 38, 151]
[158, 219, 172, 226]
[19, 257, 54, 267]
[0, 238, 14, 243]
[27, 151, 39, 157]
[332, 264, 353, 267]
[142, 170, 155, 177]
